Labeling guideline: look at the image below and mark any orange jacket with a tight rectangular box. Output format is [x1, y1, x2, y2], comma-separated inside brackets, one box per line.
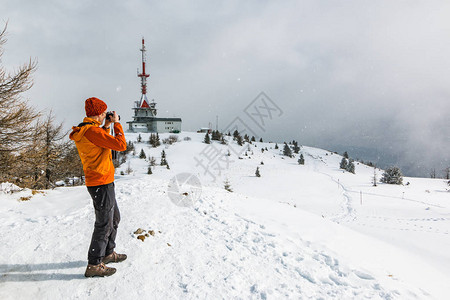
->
[69, 117, 127, 187]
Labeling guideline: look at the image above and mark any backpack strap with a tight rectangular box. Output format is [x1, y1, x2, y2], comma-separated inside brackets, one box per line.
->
[77, 122, 95, 127]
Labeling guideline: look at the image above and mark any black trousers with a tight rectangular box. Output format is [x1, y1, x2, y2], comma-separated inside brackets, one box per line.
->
[87, 182, 120, 265]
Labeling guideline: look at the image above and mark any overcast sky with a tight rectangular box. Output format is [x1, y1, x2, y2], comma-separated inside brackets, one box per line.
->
[2, 0, 449, 177]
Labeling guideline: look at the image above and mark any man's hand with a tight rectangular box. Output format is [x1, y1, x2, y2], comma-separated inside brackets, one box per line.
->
[104, 111, 119, 128]
[111, 111, 120, 123]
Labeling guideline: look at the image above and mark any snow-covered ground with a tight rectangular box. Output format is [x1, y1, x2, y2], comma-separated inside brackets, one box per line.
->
[1, 132, 449, 299]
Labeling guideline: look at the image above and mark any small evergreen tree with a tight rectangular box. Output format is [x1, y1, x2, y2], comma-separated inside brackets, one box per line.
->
[233, 130, 240, 140]
[251, 136, 256, 142]
[340, 158, 348, 170]
[283, 143, 292, 157]
[255, 166, 261, 177]
[236, 134, 243, 146]
[381, 166, 403, 184]
[149, 133, 160, 147]
[204, 132, 211, 144]
[372, 167, 377, 186]
[137, 134, 142, 143]
[149, 133, 155, 146]
[211, 130, 221, 141]
[343, 151, 349, 159]
[149, 156, 156, 166]
[292, 141, 300, 154]
[139, 149, 146, 159]
[147, 166, 152, 174]
[244, 134, 250, 143]
[160, 150, 167, 166]
[275, 143, 279, 149]
[298, 154, 305, 165]
[347, 159, 355, 174]
[259, 137, 263, 142]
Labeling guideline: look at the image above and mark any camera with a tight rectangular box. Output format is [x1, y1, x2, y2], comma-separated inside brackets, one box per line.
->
[106, 111, 120, 121]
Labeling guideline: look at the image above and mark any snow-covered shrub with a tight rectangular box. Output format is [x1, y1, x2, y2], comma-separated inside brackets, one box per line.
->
[126, 162, 133, 175]
[163, 135, 178, 145]
[224, 179, 233, 192]
[381, 166, 403, 185]
[0, 182, 22, 194]
[183, 136, 191, 141]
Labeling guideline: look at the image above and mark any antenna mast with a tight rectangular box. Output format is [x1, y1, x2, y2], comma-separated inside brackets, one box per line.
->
[137, 38, 150, 96]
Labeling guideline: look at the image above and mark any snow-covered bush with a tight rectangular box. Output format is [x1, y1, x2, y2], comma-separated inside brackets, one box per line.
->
[381, 166, 403, 185]
[163, 135, 178, 145]
[224, 179, 233, 192]
[0, 182, 22, 194]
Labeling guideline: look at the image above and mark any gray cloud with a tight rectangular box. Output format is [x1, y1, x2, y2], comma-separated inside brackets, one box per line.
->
[2, 0, 449, 177]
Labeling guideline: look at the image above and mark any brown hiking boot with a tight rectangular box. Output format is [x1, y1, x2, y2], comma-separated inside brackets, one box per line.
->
[84, 262, 116, 277]
[103, 251, 127, 264]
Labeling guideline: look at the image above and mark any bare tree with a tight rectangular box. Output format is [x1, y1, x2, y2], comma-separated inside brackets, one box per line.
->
[444, 167, 450, 180]
[12, 111, 70, 189]
[40, 111, 70, 188]
[430, 168, 436, 179]
[0, 23, 39, 180]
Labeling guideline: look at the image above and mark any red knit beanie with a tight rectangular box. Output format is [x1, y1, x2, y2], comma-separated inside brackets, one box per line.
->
[85, 97, 107, 117]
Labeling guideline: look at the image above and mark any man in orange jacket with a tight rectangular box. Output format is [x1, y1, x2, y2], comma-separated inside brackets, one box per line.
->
[70, 97, 127, 277]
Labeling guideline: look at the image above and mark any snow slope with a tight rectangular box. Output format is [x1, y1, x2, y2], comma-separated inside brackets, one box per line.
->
[0, 132, 449, 299]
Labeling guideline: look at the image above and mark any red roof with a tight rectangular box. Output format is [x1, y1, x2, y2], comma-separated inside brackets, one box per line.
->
[141, 99, 150, 108]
